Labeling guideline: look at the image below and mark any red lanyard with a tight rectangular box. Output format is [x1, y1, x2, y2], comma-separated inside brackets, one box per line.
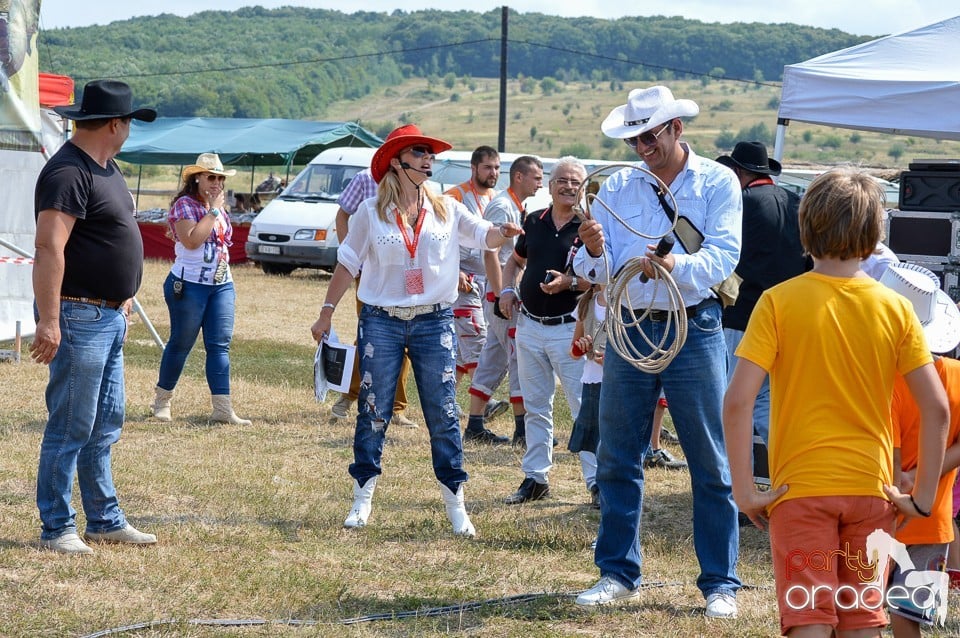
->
[395, 207, 426, 259]
[465, 182, 490, 215]
[507, 187, 524, 214]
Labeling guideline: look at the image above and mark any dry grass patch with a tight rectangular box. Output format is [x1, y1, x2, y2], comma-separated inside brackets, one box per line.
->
[2, 260, 959, 636]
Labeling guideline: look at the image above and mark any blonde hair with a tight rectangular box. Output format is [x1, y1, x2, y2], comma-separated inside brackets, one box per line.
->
[575, 284, 602, 322]
[799, 167, 885, 261]
[375, 171, 447, 223]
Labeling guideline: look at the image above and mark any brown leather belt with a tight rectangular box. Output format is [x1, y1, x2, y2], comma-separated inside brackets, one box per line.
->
[60, 295, 124, 310]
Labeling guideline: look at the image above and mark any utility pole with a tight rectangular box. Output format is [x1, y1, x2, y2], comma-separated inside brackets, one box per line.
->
[498, 6, 508, 152]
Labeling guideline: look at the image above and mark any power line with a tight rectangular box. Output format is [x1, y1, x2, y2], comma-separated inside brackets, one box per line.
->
[72, 37, 777, 88]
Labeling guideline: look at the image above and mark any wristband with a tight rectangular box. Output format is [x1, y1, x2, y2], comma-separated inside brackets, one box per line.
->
[910, 494, 932, 518]
[321, 302, 336, 312]
[208, 208, 221, 218]
[500, 287, 515, 296]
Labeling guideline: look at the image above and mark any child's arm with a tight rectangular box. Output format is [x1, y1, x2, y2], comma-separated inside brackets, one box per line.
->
[570, 319, 591, 358]
[723, 358, 788, 530]
[886, 363, 949, 518]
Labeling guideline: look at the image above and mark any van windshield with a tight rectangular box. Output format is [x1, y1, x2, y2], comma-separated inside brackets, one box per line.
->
[279, 163, 364, 201]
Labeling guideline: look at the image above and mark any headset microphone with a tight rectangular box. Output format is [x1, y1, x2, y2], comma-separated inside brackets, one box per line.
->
[400, 161, 433, 178]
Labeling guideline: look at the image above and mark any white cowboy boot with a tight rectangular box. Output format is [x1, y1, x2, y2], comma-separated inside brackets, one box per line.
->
[344, 477, 378, 528]
[210, 395, 252, 425]
[151, 386, 173, 422]
[439, 482, 476, 538]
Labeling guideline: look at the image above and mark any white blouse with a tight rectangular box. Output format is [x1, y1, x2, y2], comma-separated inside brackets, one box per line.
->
[338, 195, 494, 307]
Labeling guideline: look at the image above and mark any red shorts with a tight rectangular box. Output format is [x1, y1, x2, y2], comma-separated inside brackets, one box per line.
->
[769, 495, 895, 635]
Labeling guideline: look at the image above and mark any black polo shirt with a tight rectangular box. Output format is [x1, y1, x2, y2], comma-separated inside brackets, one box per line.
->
[514, 206, 582, 318]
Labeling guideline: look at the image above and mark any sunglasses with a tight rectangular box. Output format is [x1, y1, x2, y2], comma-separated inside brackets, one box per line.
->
[625, 121, 672, 149]
[405, 146, 436, 160]
[203, 174, 226, 182]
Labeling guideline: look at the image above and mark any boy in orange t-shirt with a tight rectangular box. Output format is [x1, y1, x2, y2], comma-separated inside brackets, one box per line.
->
[724, 168, 949, 637]
[885, 263, 960, 636]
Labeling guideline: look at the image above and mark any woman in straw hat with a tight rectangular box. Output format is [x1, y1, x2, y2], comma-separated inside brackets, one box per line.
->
[310, 124, 523, 537]
[151, 153, 251, 426]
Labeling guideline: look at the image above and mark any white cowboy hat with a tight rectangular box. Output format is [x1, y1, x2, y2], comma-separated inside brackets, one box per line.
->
[601, 85, 699, 140]
[880, 262, 960, 354]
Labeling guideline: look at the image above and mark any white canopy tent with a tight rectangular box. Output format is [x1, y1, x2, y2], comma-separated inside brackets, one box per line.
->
[773, 16, 960, 162]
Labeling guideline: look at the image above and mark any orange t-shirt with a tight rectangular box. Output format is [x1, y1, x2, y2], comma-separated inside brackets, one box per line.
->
[737, 272, 932, 511]
[892, 356, 960, 544]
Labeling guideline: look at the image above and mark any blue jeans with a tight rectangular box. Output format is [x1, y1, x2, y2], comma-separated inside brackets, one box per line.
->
[349, 305, 467, 493]
[158, 273, 236, 395]
[723, 327, 770, 444]
[36, 301, 129, 539]
[595, 301, 740, 598]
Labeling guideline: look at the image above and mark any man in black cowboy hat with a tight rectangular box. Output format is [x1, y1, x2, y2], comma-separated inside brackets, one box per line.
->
[30, 79, 157, 554]
[716, 141, 808, 449]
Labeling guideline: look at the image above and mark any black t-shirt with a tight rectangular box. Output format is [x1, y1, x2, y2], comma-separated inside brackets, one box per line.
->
[34, 142, 144, 300]
[514, 206, 582, 318]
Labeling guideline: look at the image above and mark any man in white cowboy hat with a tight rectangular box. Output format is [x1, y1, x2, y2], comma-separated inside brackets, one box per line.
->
[574, 85, 743, 616]
[716, 141, 809, 505]
[881, 263, 960, 635]
[30, 79, 158, 554]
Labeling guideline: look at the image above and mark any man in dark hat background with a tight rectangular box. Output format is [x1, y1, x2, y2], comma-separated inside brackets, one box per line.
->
[30, 79, 158, 554]
[716, 141, 808, 450]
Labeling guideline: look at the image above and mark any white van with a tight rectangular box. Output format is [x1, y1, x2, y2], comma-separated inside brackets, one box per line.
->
[245, 146, 376, 275]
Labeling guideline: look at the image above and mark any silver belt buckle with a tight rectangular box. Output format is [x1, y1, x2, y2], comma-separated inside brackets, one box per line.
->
[393, 306, 416, 320]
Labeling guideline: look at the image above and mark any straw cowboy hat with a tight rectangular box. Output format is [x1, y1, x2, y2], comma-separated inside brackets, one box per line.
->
[601, 85, 699, 139]
[54, 79, 156, 122]
[880, 262, 960, 354]
[370, 124, 452, 183]
[181, 153, 238, 182]
[716, 141, 783, 176]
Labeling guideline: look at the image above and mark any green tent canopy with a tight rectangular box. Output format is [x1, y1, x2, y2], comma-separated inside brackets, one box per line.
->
[117, 117, 382, 168]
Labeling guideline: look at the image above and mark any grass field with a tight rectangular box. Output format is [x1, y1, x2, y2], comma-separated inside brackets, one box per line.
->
[2, 261, 959, 636]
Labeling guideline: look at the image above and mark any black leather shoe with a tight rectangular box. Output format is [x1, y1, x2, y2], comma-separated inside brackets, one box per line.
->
[464, 427, 510, 445]
[504, 477, 550, 504]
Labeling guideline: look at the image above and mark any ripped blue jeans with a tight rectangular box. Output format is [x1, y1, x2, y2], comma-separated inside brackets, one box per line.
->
[349, 304, 467, 493]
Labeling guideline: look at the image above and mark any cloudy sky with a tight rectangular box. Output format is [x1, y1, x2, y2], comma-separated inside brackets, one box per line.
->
[37, 1, 956, 37]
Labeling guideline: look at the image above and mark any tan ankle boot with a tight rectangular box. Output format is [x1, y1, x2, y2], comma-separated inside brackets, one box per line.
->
[151, 386, 173, 421]
[211, 395, 251, 425]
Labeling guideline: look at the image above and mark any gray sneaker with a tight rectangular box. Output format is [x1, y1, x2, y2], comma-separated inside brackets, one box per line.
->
[644, 448, 688, 470]
[84, 524, 157, 545]
[483, 399, 510, 422]
[40, 532, 93, 555]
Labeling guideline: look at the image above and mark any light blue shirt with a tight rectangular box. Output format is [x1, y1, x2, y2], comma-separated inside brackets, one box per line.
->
[574, 143, 742, 308]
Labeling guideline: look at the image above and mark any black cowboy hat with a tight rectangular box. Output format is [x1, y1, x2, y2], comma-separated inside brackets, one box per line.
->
[54, 79, 157, 122]
[716, 141, 781, 176]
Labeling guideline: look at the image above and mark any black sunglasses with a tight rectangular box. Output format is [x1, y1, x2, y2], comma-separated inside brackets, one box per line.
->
[405, 146, 436, 160]
[625, 121, 672, 149]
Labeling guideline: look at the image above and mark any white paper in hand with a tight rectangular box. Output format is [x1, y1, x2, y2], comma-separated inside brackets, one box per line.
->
[314, 329, 356, 402]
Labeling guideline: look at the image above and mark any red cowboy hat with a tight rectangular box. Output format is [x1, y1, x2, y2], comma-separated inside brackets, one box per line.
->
[370, 124, 452, 183]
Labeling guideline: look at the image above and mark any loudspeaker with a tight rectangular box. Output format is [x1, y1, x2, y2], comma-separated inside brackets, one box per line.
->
[899, 171, 960, 211]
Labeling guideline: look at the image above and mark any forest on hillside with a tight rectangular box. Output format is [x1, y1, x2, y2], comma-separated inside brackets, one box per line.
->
[37, 7, 869, 120]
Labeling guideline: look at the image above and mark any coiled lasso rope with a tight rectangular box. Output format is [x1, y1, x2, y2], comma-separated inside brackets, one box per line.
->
[574, 164, 686, 373]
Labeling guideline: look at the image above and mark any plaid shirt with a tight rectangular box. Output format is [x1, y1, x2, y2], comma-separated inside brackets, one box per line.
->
[337, 169, 377, 215]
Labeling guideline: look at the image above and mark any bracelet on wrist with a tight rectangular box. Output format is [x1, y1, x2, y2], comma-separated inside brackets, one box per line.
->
[497, 225, 507, 238]
[910, 494, 932, 517]
[321, 302, 336, 312]
[500, 287, 515, 296]
[208, 208, 221, 218]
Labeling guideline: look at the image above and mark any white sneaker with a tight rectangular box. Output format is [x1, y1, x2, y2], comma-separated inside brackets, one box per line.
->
[40, 532, 93, 555]
[575, 576, 640, 606]
[704, 592, 737, 618]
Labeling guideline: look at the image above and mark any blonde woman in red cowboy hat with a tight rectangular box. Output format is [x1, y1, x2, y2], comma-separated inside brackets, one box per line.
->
[311, 124, 523, 537]
[151, 153, 251, 426]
